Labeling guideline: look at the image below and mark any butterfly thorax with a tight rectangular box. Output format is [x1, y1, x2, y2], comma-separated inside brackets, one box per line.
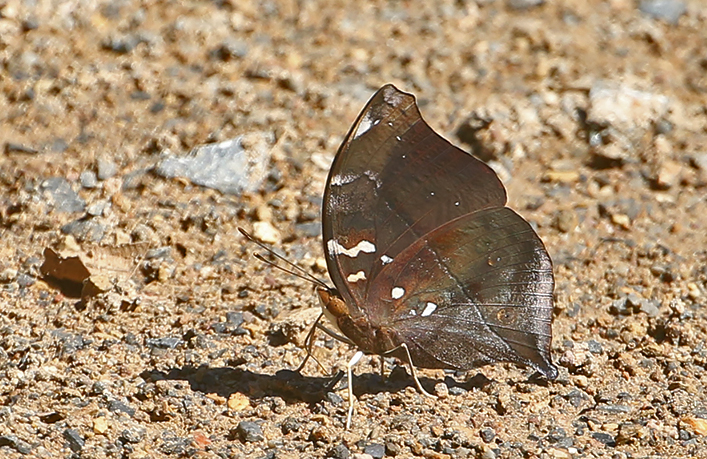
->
[317, 287, 401, 356]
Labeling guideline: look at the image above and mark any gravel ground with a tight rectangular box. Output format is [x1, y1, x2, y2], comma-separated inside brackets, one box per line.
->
[1, 0, 707, 458]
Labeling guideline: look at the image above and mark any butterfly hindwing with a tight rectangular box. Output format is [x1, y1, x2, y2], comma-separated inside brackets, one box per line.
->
[364, 207, 556, 378]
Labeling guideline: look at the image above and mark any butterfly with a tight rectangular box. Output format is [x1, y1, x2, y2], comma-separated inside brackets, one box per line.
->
[244, 84, 556, 428]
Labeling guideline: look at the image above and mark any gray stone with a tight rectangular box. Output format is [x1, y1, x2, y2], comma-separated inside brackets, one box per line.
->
[40, 177, 86, 213]
[97, 156, 118, 180]
[80, 170, 98, 188]
[235, 421, 263, 443]
[61, 218, 105, 243]
[507, 0, 543, 9]
[639, 0, 687, 25]
[364, 443, 385, 459]
[155, 136, 270, 195]
[588, 81, 669, 133]
[63, 428, 84, 452]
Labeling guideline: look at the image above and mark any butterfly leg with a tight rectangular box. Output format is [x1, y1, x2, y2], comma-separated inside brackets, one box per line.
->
[295, 313, 329, 374]
[345, 350, 364, 429]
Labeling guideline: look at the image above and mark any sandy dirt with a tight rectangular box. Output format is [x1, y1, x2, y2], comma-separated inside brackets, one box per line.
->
[1, 0, 706, 458]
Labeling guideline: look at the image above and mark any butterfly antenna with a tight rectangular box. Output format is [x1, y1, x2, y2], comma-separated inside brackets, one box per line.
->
[238, 227, 329, 289]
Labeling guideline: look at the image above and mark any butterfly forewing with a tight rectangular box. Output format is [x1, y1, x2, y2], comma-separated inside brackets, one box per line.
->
[323, 85, 507, 318]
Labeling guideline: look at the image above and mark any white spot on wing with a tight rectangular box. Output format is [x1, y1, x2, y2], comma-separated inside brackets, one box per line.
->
[383, 89, 405, 106]
[421, 302, 438, 317]
[346, 271, 367, 283]
[331, 173, 359, 186]
[354, 114, 374, 139]
[391, 287, 405, 299]
[409, 309, 417, 316]
[363, 170, 382, 188]
[328, 239, 377, 258]
[380, 254, 393, 265]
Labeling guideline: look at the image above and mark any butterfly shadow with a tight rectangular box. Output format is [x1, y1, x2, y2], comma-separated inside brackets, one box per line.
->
[140, 364, 497, 406]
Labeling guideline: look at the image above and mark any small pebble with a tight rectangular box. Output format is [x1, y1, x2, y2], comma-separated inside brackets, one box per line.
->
[252, 221, 281, 245]
[480, 427, 495, 443]
[434, 382, 449, 398]
[80, 170, 99, 188]
[97, 156, 119, 180]
[363, 443, 385, 459]
[653, 161, 682, 189]
[93, 417, 109, 435]
[119, 427, 145, 444]
[639, 0, 687, 24]
[108, 399, 136, 416]
[227, 392, 250, 411]
[63, 428, 85, 452]
[328, 443, 351, 459]
[235, 421, 263, 443]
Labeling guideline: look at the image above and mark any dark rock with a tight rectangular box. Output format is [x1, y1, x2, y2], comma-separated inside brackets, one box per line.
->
[120, 428, 145, 444]
[253, 303, 280, 320]
[92, 381, 110, 395]
[591, 432, 616, 447]
[327, 443, 350, 459]
[0, 435, 32, 454]
[108, 399, 136, 416]
[480, 427, 495, 443]
[235, 421, 264, 443]
[564, 389, 590, 408]
[146, 337, 182, 349]
[609, 298, 630, 316]
[159, 431, 189, 455]
[51, 330, 87, 354]
[4, 142, 37, 154]
[102, 34, 143, 54]
[280, 417, 302, 434]
[63, 428, 85, 452]
[61, 217, 105, 243]
[39, 412, 63, 423]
